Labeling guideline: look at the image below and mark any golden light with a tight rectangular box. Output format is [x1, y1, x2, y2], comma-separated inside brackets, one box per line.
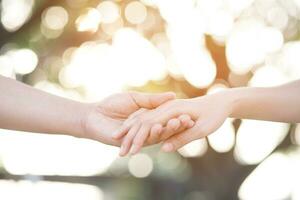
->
[266, 6, 289, 30]
[40, 24, 64, 39]
[0, 180, 103, 200]
[125, 1, 148, 24]
[8, 49, 38, 75]
[166, 21, 215, 88]
[71, 42, 125, 100]
[76, 8, 102, 32]
[156, 0, 195, 25]
[137, 9, 157, 31]
[226, 19, 283, 75]
[97, 1, 120, 24]
[249, 65, 288, 87]
[178, 138, 208, 158]
[0, 55, 15, 78]
[238, 153, 292, 200]
[128, 153, 153, 178]
[208, 119, 235, 153]
[140, 0, 156, 7]
[179, 49, 217, 88]
[1, 0, 34, 32]
[66, 0, 88, 8]
[59, 64, 83, 89]
[113, 28, 167, 87]
[62, 47, 76, 65]
[0, 129, 119, 176]
[278, 42, 300, 81]
[259, 27, 284, 54]
[226, 0, 255, 16]
[207, 9, 234, 38]
[42, 6, 69, 30]
[101, 18, 124, 36]
[234, 120, 290, 165]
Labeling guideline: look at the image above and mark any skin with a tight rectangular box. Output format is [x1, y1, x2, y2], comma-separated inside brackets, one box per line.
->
[0, 75, 193, 149]
[115, 80, 300, 155]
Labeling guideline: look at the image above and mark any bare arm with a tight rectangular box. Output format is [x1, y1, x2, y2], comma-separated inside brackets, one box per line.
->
[0, 75, 88, 137]
[229, 80, 300, 123]
[160, 80, 300, 151]
[0, 75, 184, 148]
[114, 79, 300, 152]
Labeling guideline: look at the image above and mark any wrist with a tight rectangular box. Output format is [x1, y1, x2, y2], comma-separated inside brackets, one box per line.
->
[72, 102, 95, 139]
[224, 87, 256, 118]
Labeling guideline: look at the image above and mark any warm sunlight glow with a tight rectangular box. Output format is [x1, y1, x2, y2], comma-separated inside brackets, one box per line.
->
[208, 119, 235, 153]
[238, 153, 291, 200]
[128, 153, 153, 178]
[178, 139, 208, 158]
[97, 1, 120, 23]
[234, 120, 289, 165]
[125, 1, 148, 24]
[76, 8, 102, 32]
[8, 49, 38, 75]
[0, 180, 103, 200]
[1, 0, 34, 32]
[0, 129, 118, 176]
[42, 6, 69, 30]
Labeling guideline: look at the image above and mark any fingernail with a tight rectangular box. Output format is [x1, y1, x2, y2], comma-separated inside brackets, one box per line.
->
[130, 144, 139, 155]
[162, 143, 174, 152]
[174, 125, 179, 131]
[188, 121, 195, 128]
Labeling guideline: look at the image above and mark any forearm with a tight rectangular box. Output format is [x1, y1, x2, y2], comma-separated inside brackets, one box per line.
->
[0, 76, 90, 137]
[227, 80, 300, 123]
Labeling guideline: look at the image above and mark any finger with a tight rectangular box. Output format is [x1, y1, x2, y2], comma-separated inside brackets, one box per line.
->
[130, 124, 152, 155]
[129, 92, 176, 109]
[112, 124, 130, 140]
[161, 121, 207, 152]
[147, 123, 163, 144]
[112, 109, 147, 139]
[119, 124, 140, 156]
[146, 123, 188, 146]
[178, 114, 192, 127]
[167, 118, 181, 131]
[187, 120, 195, 128]
[150, 123, 163, 137]
[160, 124, 187, 141]
[127, 108, 147, 120]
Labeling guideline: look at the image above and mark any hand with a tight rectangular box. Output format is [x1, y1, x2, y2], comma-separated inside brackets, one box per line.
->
[114, 109, 195, 156]
[115, 91, 234, 154]
[81, 92, 193, 148]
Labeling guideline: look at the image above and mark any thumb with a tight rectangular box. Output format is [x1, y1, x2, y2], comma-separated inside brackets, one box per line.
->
[130, 92, 176, 109]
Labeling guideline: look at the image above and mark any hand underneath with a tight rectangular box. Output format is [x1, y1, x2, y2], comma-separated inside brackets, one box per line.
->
[81, 92, 194, 149]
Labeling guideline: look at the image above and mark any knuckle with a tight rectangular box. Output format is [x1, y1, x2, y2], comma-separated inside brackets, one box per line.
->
[143, 118, 154, 125]
[123, 119, 134, 128]
[121, 139, 129, 146]
[132, 117, 144, 125]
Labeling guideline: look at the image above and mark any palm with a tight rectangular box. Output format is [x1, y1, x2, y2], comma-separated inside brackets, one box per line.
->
[85, 93, 140, 146]
[83, 92, 175, 146]
[99, 93, 139, 119]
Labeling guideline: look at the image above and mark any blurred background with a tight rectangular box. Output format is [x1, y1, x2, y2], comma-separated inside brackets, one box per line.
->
[0, 0, 300, 199]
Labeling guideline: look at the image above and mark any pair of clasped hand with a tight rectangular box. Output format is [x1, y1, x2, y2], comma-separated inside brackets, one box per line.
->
[104, 91, 231, 157]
